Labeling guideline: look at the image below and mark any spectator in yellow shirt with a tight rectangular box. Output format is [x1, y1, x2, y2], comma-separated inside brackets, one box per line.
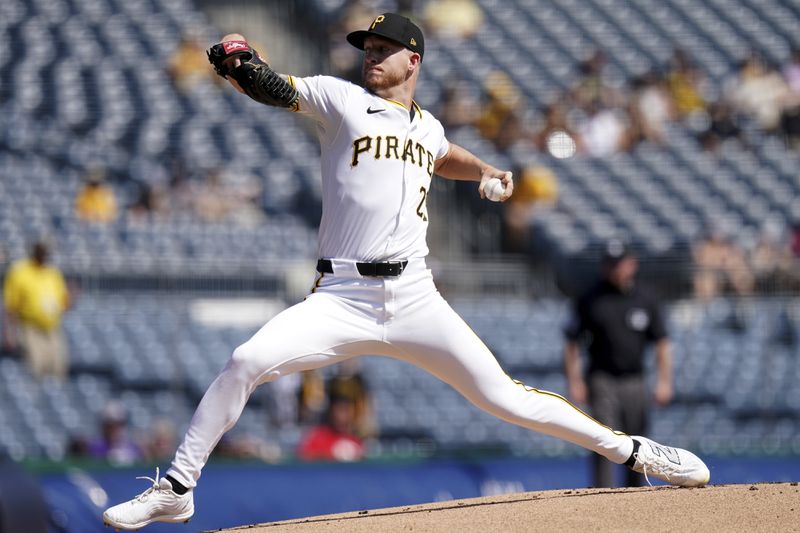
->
[666, 49, 707, 118]
[75, 169, 118, 223]
[168, 33, 217, 92]
[3, 241, 71, 379]
[424, 0, 483, 40]
[503, 165, 559, 253]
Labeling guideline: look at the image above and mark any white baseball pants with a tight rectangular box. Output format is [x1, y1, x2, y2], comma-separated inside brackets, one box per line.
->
[168, 259, 633, 488]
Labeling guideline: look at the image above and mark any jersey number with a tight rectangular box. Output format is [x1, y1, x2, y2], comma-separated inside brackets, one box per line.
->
[416, 186, 428, 222]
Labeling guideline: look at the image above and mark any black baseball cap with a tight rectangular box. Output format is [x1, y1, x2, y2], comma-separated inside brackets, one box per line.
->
[347, 13, 425, 59]
[602, 239, 634, 265]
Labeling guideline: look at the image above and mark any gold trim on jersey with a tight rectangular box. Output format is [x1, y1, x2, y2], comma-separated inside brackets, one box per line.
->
[412, 100, 423, 119]
[287, 75, 300, 112]
[306, 272, 324, 298]
[377, 99, 423, 122]
[382, 98, 408, 110]
[507, 374, 628, 437]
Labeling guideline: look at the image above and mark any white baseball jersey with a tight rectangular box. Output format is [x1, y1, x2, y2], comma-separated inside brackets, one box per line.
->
[288, 75, 450, 262]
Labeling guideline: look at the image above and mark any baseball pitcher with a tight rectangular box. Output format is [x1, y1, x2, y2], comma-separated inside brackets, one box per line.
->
[104, 13, 709, 530]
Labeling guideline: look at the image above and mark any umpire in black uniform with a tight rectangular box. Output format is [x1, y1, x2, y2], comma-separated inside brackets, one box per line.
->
[563, 240, 673, 487]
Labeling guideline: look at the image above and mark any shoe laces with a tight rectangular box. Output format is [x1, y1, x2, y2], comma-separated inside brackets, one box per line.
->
[634, 448, 678, 486]
[134, 467, 168, 502]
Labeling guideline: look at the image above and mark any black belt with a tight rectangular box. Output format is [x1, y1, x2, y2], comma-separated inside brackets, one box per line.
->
[316, 259, 408, 277]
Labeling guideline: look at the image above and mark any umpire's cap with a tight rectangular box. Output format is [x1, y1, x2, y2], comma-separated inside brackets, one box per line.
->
[347, 13, 425, 59]
[602, 239, 634, 266]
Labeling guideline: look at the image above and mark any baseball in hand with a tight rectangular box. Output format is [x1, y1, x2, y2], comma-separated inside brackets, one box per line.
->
[484, 178, 506, 202]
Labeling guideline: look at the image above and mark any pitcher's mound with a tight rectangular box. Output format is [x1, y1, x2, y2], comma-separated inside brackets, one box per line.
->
[212, 482, 798, 532]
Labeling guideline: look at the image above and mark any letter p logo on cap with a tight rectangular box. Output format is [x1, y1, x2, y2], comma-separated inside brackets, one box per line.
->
[370, 15, 385, 29]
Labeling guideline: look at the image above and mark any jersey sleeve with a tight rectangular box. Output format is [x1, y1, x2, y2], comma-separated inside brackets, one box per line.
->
[646, 299, 668, 341]
[289, 75, 352, 134]
[563, 300, 586, 341]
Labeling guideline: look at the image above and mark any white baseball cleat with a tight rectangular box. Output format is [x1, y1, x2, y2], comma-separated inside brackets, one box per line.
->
[629, 436, 710, 487]
[103, 468, 193, 530]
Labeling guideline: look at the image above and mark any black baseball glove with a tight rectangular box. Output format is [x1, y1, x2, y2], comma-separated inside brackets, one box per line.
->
[207, 40, 298, 110]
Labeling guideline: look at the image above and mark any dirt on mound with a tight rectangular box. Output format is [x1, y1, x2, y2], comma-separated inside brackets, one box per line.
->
[214, 483, 799, 533]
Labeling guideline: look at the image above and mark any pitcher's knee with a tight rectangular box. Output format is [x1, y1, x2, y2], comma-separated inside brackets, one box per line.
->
[469, 387, 513, 413]
[229, 343, 265, 379]
[229, 342, 287, 384]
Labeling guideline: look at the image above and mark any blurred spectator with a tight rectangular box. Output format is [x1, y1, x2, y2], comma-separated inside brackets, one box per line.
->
[791, 220, 800, 258]
[563, 241, 672, 488]
[298, 369, 327, 424]
[166, 168, 198, 216]
[326, 359, 375, 439]
[475, 71, 529, 152]
[534, 102, 582, 156]
[665, 49, 707, 119]
[146, 418, 178, 462]
[438, 80, 481, 132]
[750, 222, 800, 293]
[3, 241, 71, 380]
[783, 48, 800, 92]
[515, 165, 558, 205]
[194, 170, 234, 222]
[727, 52, 792, 133]
[629, 71, 675, 145]
[503, 165, 558, 252]
[168, 33, 217, 92]
[561, 49, 633, 156]
[267, 372, 302, 428]
[126, 181, 169, 223]
[570, 49, 620, 110]
[213, 433, 281, 462]
[228, 173, 267, 227]
[87, 402, 145, 466]
[193, 169, 265, 226]
[326, 0, 376, 82]
[780, 49, 800, 147]
[781, 99, 800, 147]
[297, 393, 366, 462]
[692, 227, 754, 300]
[423, 0, 483, 40]
[577, 102, 631, 157]
[75, 168, 118, 224]
[697, 101, 742, 153]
